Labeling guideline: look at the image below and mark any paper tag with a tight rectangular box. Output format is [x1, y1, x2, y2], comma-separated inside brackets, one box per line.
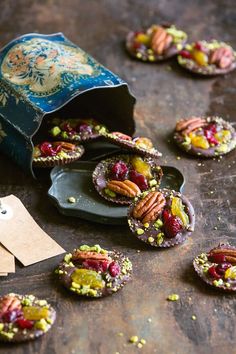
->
[0, 273, 8, 276]
[0, 195, 65, 266]
[0, 244, 15, 273]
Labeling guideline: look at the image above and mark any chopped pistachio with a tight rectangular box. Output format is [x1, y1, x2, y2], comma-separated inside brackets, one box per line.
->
[50, 126, 61, 137]
[137, 343, 143, 348]
[154, 219, 163, 228]
[148, 237, 154, 243]
[64, 253, 72, 264]
[68, 196, 76, 203]
[167, 294, 179, 301]
[129, 335, 139, 343]
[136, 228, 144, 235]
[191, 315, 197, 321]
[140, 338, 146, 345]
[117, 332, 124, 337]
[143, 223, 149, 228]
[0, 323, 4, 331]
[104, 188, 116, 198]
[149, 179, 157, 187]
[34, 319, 48, 331]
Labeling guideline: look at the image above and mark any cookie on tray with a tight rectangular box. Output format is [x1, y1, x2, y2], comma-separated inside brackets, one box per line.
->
[102, 132, 162, 158]
[193, 243, 236, 291]
[126, 24, 187, 62]
[33, 141, 84, 167]
[127, 189, 195, 248]
[49, 117, 108, 142]
[92, 154, 163, 205]
[0, 293, 56, 342]
[56, 244, 132, 298]
[177, 40, 236, 75]
[174, 116, 236, 157]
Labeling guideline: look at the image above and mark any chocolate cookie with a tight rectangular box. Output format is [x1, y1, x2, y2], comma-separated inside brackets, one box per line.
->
[33, 141, 84, 167]
[126, 24, 187, 62]
[127, 189, 195, 248]
[0, 293, 56, 342]
[174, 116, 236, 157]
[102, 132, 162, 158]
[193, 243, 236, 291]
[92, 154, 163, 205]
[49, 117, 108, 142]
[177, 40, 236, 75]
[56, 244, 132, 298]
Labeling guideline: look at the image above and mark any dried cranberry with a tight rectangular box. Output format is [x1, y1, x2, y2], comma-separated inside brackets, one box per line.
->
[208, 265, 221, 279]
[62, 123, 73, 132]
[2, 309, 23, 323]
[129, 170, 148, 191]
[164, 214, 182, 238]
[109, 261, 120, 277]
[194, 42, 204, 51]
[40, 142, 61, 157]
[16, 318, 34, 330]
[162, 209, 171, 223]
[204, 129, 218, 145]
[205, 124, 217, 134]
[110, 161, 129, 181]
[208, 253, 226, 264]
[215, 262, 231, 275]
[78, 124, 93, 134]
[82, 259, 109, 273]
[179, 50, 192, 59]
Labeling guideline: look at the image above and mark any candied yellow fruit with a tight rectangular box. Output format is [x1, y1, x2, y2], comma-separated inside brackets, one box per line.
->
[190, 135, 210, 149]
[134, 137, 153, 149]
[23, 306, 49, 321]
[71, 269, 104, 289]
[136, 34, 150, 46]
[171, 197, 189, 227]
[224, 266, 236, 280]
[131, 156, 152, 179]
[191, 49, 208, 66]
[214, 130, 231, 143]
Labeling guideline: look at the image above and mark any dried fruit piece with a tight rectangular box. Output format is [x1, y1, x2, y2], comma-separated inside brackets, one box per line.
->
[214, 130, 231, 143]
[71, 269, 105, 289]
[131, 156, 152, 179]
[190, 134, 210, 149]
[191, 49, 208, 66]
[109, 262, 120, 277]
[82, 259, 110, 273]
[23, 306, 49, 321]
[171, 197, 189, 227]
[133, 137, 153, 149]
[129, 170, 148, 191]
[163, 210, 182, 238]
[224, 266, 236, 280]
[16, 318, 34, 330]
[110, 161, 129, 181]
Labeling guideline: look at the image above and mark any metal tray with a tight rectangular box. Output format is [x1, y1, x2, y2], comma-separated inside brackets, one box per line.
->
[48, 161, 185, 225]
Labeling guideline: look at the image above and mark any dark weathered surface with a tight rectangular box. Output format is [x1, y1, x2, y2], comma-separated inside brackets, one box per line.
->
[0, 1, 236, 353]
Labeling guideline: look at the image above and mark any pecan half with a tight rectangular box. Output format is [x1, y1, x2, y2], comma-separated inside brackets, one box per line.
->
[176, 117, 206, 135]
[0, 295, 21, 317]
[209, 47, 233, 69]
[111, 132, 132, 141]
[133, 191, 166, 223]
[72, 250, 111, 262]
[151, 26, 173, 55]
[210, 248, 236, 263]
[54, 141, 76, 151]
[107, 180, 141, 197]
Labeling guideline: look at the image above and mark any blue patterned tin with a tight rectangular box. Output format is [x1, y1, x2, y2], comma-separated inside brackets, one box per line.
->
[0, 33, 135, 175]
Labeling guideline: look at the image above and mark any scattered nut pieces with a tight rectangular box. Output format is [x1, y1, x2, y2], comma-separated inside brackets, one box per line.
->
[191, 315, 197, 320]
[167, 294, 180, 301]
[67, 196, 76, 203]
[129, 335, 139, 343]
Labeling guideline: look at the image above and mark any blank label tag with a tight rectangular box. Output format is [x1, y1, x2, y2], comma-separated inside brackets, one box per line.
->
[0, 195, 65, 266]
[0, 245, 15, 273]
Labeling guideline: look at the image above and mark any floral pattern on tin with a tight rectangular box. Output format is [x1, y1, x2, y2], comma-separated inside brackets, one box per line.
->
[1, 38, 95, 96]
[0, 123, 6, 143]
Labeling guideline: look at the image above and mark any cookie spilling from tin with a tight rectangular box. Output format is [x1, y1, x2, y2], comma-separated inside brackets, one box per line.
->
[193, 243, 236, 291]
[177, 40, 236, 75]
[174, 116, 236, 157]
[56, 244, 132, 298]
[127, 189, 195, 248]
[92, 154, 163, 205]
[0, 293, 56, 342]
[126, 24, 187, 62]
[49, 117, 108, 142]
[33, 141, 84, 167]
[102, 132, 162, 158]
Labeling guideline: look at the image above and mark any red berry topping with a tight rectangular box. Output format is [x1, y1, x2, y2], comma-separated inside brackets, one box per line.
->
[110, 161, 129, 181]
[129, 170, 148, 191]
[194, 41, 204, 51]
[109, 261, 120, 277]
[163, 214, 182, 238]
[82, 259, 110, 273]
[2, 309, 23, 323]
[215, 262, 231, 276]
[179, 50, 192, 59]
[208, 265, 221, 279]
[162, 209, 171, 223]
[204, 128, 219, 145]
[40, 142, 62, 157]
[208, 253, 226, 264]
[16, 318, 34, 330]
[78, 124, 93, 134]
[62, 123, 73, 132]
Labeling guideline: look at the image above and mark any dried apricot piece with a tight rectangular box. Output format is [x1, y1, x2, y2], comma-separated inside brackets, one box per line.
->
[190, 135, 210, 149]
[191, 49, 208, 66]
[23, 306, 49, 321]
[131, 156, 152, 179]
[71, 269, 104, 289]
[171, 197, 189, 227]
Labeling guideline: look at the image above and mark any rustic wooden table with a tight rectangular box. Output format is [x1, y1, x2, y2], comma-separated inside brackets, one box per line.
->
[0, 1, 236, 353]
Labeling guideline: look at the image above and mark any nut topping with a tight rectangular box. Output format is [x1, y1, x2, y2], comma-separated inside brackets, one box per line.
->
[111, 132, 132, 141]
[209, 47, 234, 69]
[0, 295, 21, 317]
[209, 248, 236, 264]
[72, 250, 111, 262]
[133, 191, 166, 223]
[175, 117, 206, 135]
[54, 141, 76, 151]
[151, 26, 173, 55]
[107, 180, 141, 197]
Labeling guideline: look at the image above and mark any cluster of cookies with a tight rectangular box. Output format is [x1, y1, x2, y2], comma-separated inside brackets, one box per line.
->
[126, 23, 236, 75]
